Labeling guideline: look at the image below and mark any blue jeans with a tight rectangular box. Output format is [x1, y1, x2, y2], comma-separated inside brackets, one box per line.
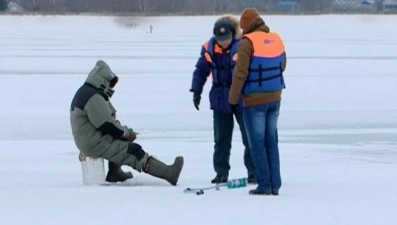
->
[243, 101, 281, 192]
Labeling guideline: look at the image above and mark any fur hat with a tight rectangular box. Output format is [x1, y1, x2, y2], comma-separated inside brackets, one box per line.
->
[213, 20, 233, 41]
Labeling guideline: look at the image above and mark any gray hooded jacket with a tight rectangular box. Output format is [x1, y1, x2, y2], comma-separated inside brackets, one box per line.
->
[70, 60, 148, 170]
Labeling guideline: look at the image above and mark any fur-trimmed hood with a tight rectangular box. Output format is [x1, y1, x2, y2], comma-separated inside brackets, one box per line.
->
[215, 15, 242, 39]
[85, 60, 118, 98]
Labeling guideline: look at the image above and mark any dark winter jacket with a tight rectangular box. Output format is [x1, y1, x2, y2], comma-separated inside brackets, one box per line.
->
[190, 15, 244, 114]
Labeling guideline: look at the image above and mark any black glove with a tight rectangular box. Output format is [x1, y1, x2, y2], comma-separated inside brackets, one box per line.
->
[193, 93, 201, 111]
[230, 104, 238, 113]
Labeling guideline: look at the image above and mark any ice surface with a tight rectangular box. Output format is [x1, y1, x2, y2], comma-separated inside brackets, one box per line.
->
[0, 14, 396, 225]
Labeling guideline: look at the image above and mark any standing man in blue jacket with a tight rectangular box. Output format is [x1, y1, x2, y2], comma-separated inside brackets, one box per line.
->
[189, 15, 256, 184]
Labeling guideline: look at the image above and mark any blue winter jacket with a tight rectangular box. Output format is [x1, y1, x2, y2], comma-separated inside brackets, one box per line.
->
[190, 37, 243, 114]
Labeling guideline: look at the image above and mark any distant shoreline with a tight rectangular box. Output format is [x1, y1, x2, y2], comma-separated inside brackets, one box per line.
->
[1, 12, 397, 17]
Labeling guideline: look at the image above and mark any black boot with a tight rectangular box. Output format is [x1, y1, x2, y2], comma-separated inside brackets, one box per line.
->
[106, 161, 133, 183]
[211, 175, 228, 184]
[249, 189, 271, 195]
[144, 156, 184, 186]
[247, 175, 257, 184]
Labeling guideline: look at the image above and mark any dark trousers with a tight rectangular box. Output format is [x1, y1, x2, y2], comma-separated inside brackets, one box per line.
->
[213, 111, 256, 178]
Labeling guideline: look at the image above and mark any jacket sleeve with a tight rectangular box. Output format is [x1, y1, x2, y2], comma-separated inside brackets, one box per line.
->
[282, 51, 287, 72]
[84, 94, 129, 139]
[189, 46, 211, 95]
[229, 38, 253, 105]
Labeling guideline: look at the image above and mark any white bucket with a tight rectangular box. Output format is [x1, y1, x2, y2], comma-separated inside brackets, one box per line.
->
[79, 153, 106, 185]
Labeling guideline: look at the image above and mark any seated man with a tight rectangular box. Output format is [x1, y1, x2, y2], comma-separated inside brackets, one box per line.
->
[70, 60, 183, 185]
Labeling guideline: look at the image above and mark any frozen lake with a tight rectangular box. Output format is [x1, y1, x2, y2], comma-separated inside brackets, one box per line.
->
[0, 14, 396, 225]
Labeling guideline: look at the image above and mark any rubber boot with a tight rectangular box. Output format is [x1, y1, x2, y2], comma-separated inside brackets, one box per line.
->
[144, 156, 184, 185]
[106, 161, 133, 183]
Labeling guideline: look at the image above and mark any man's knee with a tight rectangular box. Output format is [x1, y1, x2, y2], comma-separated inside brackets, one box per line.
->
[127, 143, 150, 171]
[127, 143, 146, 160]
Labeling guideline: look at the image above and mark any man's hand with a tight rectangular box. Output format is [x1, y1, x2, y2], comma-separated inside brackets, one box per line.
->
[193, 93, 201, 111]
[127, 129, 138, 142]
[230, 104, 238, 113]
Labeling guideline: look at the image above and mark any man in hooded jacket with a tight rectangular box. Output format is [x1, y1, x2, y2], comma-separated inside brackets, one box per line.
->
[70, 60, 184, 185]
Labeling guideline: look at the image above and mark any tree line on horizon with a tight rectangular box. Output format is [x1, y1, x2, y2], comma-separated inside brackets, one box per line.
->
[1, 0, 334, 14]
